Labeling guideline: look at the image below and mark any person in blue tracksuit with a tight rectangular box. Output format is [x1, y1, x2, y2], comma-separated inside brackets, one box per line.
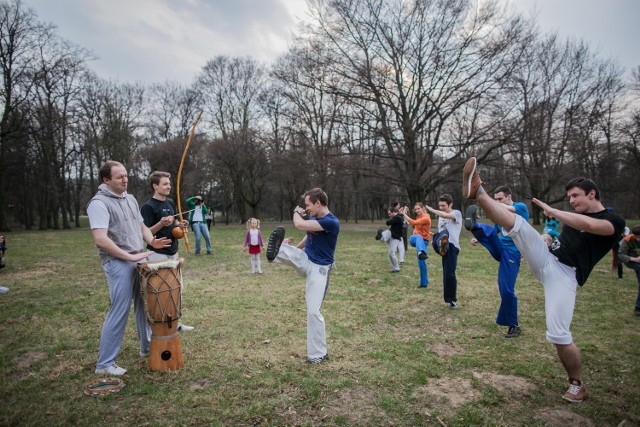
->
[464, 185, 529, 338]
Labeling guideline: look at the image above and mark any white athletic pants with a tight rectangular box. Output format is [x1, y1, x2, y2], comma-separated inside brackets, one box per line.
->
[503, 215, 578, 345]
[275, 244, 331, 360]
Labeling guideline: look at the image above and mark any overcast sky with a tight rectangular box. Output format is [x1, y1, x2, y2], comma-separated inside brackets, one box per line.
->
[25, 0, 640, 85]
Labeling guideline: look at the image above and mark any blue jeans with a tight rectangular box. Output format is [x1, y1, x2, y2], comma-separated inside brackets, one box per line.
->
[432, 230, 459, 303]
[471, 223, 521, 326]
[409, 234, 429, 287]
[192, 222, 211, 254]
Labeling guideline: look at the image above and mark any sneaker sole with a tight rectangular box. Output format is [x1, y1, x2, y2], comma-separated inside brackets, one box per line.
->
[463, 157, 477, 199]
[266, 226, 286, 262]
[464, 205, 478, 231]
[440, 235, 448, 256]
[95, 368, 127, 376]
[562, 393, 585, 403]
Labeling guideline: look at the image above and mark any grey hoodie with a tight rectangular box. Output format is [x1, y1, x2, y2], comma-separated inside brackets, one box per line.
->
[88, 183, 144, 264]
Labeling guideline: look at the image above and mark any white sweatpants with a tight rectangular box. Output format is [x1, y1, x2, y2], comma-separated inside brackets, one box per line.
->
[275, 244, 331, 360]
[503, 215, 578, 345]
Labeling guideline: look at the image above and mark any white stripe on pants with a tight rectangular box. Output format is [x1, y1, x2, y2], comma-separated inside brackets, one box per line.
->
[275, 244, 330, 359]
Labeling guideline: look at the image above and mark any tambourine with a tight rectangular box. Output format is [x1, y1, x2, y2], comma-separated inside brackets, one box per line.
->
[83, 377, 125, 397]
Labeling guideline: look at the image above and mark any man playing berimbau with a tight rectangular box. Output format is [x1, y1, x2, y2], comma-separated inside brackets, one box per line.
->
[141, 170, 194, 332]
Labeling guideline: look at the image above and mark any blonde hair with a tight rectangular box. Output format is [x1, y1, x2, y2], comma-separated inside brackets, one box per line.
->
[246, 218, 260, 229]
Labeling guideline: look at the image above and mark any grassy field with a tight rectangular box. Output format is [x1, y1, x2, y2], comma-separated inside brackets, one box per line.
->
[0, 219, 638, 426]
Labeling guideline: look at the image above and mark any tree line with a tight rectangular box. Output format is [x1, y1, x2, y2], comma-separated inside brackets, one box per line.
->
[1, 0, 639, 231]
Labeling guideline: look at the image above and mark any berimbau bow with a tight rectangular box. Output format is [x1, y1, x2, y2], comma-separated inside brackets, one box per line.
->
[176, 111, 203, 254]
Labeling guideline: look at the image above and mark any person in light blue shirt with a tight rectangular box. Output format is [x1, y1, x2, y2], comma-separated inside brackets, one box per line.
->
[464, 185, 529, 338]
[543, 215, 561, 240]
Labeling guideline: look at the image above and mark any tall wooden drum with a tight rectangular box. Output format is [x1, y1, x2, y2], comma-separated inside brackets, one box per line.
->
[137, 258, 185, 371]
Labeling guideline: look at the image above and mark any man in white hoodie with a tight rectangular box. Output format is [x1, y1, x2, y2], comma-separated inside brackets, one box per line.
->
[87, 160, 170, 376]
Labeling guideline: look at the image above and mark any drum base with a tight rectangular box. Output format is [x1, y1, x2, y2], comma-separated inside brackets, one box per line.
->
[148, 323, 184, 371]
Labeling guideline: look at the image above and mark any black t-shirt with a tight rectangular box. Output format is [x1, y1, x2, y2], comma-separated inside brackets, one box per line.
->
[551, 209, 625, 286]
[141, 197, 178, 256]
[386, 215, 404, 240]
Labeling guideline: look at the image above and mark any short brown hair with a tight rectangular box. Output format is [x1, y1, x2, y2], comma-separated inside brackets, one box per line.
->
[304, 188, 328, 206]
[566, 177, 600, 200]
[149, 171, 171, 192]
[438, 194, 453, 205]
[493, 186, 512, 196]
[99, 160, 124, 182]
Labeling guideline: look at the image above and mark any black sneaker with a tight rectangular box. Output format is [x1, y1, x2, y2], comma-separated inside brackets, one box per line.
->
[266, 226, 286, 262]
[375, 229, 384, 240]
[450, 301, 458, 309]
[418, 251, 428, 260]
[505, 325, 521, 338]
[464, 205, 478, 231]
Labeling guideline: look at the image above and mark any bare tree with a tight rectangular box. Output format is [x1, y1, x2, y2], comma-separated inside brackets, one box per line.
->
[207, 130, 269, 223]
[504, 33, 626, 221]
[617, 66, 640, 217]
[196, 56, 268, 218]
[303, 0, 530, 204]
[78, 77, 146, 194]
[146, 81, 202, 141]
[258, 82, 312, 220]
[28, 37, 93, 229]
[271, 45, 349, 191]
[0, 0, 53, 230]
[197, 55, 266, 138]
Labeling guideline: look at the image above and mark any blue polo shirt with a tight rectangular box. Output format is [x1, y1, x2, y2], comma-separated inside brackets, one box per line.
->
[305, 212, 340, 266]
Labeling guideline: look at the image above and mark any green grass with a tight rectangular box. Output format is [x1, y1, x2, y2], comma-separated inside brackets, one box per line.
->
[0, 220, 639, 426]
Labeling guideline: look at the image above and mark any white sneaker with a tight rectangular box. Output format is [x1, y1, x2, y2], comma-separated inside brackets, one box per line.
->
[0, 286, 9, 294]
[178, 324, 194, 332]
[139, 350, 150, 357]
[95, 364, 127, 376]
